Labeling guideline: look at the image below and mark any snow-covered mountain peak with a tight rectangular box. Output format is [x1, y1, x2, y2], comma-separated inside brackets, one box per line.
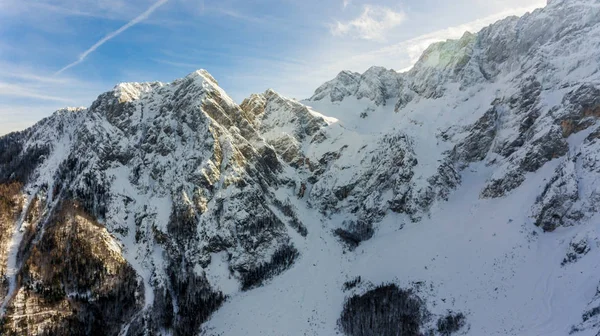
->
[113, 82, 163, 103]
[547, 0, 597, 6]
[3, 1, 600, 335]
[241, 88, 330, 150]
[308, 70, 361, 103]
[55, 106, 86, 114]
[46, 106, 87, 122]
[309, 66, 402, 106]
[185, 68, 219, 85]
[109, 69, 224, 106]
[309, 0, 600, 111]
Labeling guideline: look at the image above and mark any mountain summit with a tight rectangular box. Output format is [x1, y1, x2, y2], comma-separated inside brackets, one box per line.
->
[1, 1, 600, 335]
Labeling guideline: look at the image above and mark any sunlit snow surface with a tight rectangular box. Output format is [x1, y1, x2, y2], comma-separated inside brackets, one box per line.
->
[202, 1, 600, 331]
[202, 86, 600, 336]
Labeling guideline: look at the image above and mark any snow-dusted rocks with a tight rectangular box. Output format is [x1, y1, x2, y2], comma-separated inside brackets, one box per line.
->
[530, 122, 600, 232]
[241, 89, 328, 166]
[562, 230, 597, 266]
[558, 84, 600, 138]
[0, 70, 304, 335]
[309, 66, 403, 106]
[532, 159, 580, 232]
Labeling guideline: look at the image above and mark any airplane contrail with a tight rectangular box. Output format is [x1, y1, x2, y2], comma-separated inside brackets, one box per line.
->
[56, 0, 169, 75]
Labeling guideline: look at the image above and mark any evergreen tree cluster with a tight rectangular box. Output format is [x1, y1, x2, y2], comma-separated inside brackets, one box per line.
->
[343, 276, 362, 291]
[272, 198, 308, 237]
[51, 155, 110, 220]
[436, 311, 466, 336]
[339, 284, 427, 336]
[241, 244, 299, 291]
[73, 171, 110, 220]
[238, 210, 284, 247]
[167, 198, 198, 244]
[0, 132, 23, 167]
[52, 155, 82, 197]
[150, 286, 175, 332]
[156, 261, 225, 336]
[155, 197, 226, 335]
[0, 132, 51, 184]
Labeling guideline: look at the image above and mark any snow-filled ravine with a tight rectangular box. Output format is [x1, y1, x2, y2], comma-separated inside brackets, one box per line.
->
[202, 158, 600, 336]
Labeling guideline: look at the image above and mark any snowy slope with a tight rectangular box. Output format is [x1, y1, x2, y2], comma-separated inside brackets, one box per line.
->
[204, 1, 600, 335]
[1, 0, 600, 335]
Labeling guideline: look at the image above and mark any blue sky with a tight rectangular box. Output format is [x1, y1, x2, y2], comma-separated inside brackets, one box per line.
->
[0, 0, 546, 135]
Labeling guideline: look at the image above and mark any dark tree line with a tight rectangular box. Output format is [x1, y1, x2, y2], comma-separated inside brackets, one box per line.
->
[238, 210, 283, 242]
[436, 311, 466, 336]
[167, 198, 198, 244]
[241, 244, 299, 291]
[52, 155, 82, 199]
[272, 198, 308, 237]
[339, 283, 467, 336]
[151, 286, 175, 331]
[339, 284, 427, 336]
[343, 276, 362, 291]
[0, 131, 51, 184]
[144, 194, 226, 336]
[51, 155, 110, 220]
[0, 132, 24, 167]
[70, 171, 110, 221]
[152, 260, 225, 336]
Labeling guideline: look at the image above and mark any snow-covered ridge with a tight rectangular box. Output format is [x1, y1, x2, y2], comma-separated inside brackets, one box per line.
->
[310, 0, 600, 107]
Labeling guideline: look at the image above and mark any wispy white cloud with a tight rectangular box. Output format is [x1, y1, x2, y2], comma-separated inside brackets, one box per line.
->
[331, 5, 406, 42]
[0, 67, 104, 105]
[0, 61, 109, 134]
[152, 59, 201, 68]
[56, 0, 169, 74]
[343, 0, 351, 9]
[212, 7, 267, 23]
[0, 82, 74, 102]
[0, 0, 133, 21]
[4, 72, 70, 85]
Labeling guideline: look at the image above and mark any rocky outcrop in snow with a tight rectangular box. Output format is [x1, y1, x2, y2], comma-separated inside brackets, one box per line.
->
[309, 66, 403, 106]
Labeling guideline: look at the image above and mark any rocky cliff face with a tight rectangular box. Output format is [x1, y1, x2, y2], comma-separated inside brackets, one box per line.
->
[2, 1, 600, 335]
[308, 0, 600, 231]
[0, 71, 303, 335]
